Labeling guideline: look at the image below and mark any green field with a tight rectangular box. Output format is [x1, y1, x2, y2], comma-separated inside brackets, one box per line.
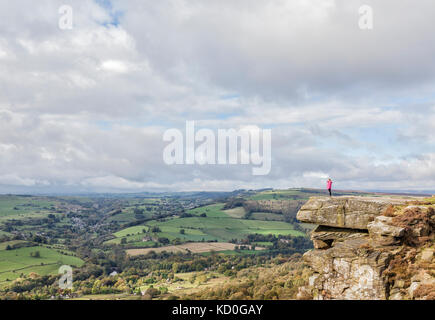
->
[188, 203, 229, 217]
[251, 212, 285, 221]
[0, 245, 84, 285]
[113, 225, 149, 237]
[248, 189, 310, 200]
[252, 241, 274, 247]
[224, 207, 246, 218]
[144, 216, 303, 241]
[189, 203, 248, 219]
[106, 223, 218, 245]
[0, 195, 59, 221]
[0, 240, 27, 250]
[105, 233, 150, 245]
[106, 205, 155, 224]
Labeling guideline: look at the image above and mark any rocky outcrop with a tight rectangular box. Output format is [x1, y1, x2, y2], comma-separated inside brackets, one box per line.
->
[297, 196, 409, 230]
[367, 216, 405, 246]
[296, 196, 435, 300]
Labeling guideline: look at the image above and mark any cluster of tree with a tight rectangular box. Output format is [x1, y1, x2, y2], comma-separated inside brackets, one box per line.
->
[0, 237, 313, 300]
[229, 234, 313, 254]
[0, 252, 263, 299]
[222, 198, 245, 210]
[182, 254, 311, 300]
[4, 241, 33, 251]
[29, 251, 40, 258]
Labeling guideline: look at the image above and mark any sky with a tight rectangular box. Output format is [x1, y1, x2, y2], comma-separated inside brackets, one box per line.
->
[0, 0, 435, 193]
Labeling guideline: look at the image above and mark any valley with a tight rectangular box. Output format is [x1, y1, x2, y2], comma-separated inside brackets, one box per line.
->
[0, 188, 427, 300]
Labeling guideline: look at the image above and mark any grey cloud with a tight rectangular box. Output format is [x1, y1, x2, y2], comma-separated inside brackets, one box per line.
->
[0, 1, 434, 193]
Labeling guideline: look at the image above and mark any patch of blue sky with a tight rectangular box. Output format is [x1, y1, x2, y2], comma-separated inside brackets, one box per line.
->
[95, 0, 123, 27]
[219, 93, 240, 100]
[95, 120, 112, 131]
[387, 91, 435, 106]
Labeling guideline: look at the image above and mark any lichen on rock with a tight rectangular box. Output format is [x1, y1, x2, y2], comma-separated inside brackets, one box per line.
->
[296, 196, 435, 300]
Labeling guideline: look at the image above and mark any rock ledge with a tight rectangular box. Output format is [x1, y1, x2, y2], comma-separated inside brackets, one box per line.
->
[296, 196, 435, 300]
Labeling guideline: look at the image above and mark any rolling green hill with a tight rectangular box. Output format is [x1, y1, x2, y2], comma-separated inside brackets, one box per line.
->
[0, 245, 84, 286]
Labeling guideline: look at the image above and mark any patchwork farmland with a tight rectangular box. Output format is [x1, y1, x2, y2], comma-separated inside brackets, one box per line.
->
[126, 242, 265, 256]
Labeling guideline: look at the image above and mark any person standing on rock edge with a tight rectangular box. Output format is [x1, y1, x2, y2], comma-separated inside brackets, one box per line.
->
[327, 178, 333, 197]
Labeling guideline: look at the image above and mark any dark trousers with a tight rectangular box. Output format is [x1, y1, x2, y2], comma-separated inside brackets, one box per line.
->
[328, 188, 331, 196]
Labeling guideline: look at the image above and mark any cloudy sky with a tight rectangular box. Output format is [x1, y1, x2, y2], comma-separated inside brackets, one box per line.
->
[0, 0, 435, 193]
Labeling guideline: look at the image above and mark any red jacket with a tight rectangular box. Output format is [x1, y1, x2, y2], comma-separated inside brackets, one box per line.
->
[327, 180, 332, 189]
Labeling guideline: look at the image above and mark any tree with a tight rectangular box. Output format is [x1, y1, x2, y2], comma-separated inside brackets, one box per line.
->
[145, 287, 160, 298]
[160, 287, 168, 294]
[134, 208, 144, 215]
[158, 237, 170, 245]
[180, 229, 185, 235]
[151, 226, 161, 233]
[30, 251, 41, 258]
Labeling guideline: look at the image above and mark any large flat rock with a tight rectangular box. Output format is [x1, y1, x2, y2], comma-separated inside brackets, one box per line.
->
[297, 196, 410, 230]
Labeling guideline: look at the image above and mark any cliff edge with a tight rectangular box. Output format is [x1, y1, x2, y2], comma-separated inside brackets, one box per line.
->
[296, 196, 435, 300]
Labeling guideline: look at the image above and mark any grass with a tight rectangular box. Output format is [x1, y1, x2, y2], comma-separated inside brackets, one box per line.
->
[248, 189, 310, 201]
[106, 208, 153, 224]
[0, 245, 84, 285]
[126, 242, 239, 256]
[107, 199, 306, 251]
[0, 240, 27, 250]
[223, 207, 246, 218]
[0, 195, 59, 221]
[114, 226, 148, 238]
[73, 293, 140, 300]
[251, 212, 284, 221]
[109, 210, 304, 247]
[252, 241, 274, 247]
[188, 203, 228, 218]
[105, 199, 161, 224]
[107, 221, 220, 245]
[105, 234, 148, 245]
[146, 216, 304, 241]
[202, 228, 241, 241]
[124, 241, 155, 248]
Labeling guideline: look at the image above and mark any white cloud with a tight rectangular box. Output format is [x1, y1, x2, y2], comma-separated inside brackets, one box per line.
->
[0, 0, 434, 193]
[303, 171, 329, 179]
[100, 59, 130, 73]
